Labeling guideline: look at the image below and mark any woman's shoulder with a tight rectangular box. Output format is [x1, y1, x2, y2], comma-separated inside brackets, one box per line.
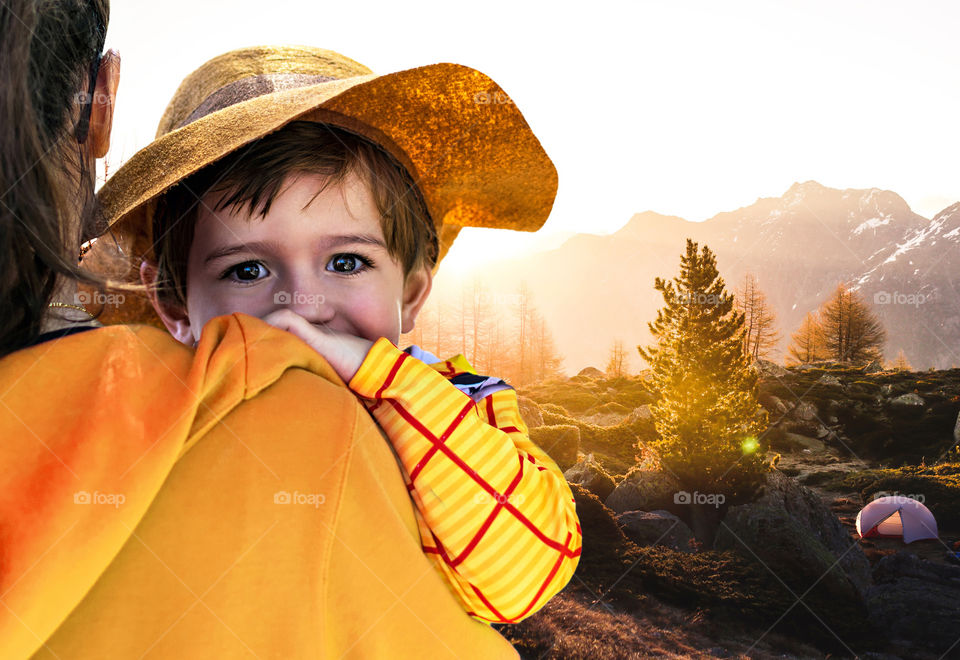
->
[0, 313, 358, 457]
[3, 321, 193, 371]
[31, 324, 100, 345]
[6, 314, 350, 394]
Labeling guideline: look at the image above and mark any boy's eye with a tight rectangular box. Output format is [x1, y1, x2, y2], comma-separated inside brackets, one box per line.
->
[221, 260, 269, 282]
[327, 253, 374, 276]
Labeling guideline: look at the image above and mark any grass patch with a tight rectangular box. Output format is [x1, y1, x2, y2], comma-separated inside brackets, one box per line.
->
[825, 463, 960, 528]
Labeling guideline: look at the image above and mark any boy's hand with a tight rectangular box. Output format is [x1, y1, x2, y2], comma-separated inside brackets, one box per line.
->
[261, 309, 374, 385]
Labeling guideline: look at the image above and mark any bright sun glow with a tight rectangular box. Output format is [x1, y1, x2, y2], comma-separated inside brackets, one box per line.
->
[105, 0, 960, 266]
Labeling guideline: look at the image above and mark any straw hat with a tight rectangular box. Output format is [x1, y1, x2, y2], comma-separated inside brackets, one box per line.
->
[88, 45, 557, 325]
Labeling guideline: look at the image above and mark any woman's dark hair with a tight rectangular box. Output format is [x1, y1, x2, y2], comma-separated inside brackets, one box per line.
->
[0, 0, 110, 356]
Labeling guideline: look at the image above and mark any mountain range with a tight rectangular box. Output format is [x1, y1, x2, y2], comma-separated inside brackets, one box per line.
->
[440, 181, 960, 375]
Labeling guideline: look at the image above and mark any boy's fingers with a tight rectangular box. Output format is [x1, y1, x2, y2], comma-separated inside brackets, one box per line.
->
[262, 309, 310, 337]
[262, 308, 305, 329]
[262, 309, 331, 348]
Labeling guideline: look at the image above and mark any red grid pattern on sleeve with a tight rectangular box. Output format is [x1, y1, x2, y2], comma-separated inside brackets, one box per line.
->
[348, 337, 583, 623]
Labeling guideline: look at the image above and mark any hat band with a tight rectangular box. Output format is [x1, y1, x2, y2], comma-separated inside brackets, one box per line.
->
[176, 73, 338, 130]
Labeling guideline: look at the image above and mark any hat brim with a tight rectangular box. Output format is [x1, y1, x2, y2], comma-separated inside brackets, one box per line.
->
[88, 62, 557, 326]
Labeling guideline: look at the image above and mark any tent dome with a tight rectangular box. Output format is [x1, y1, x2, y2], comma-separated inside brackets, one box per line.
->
[855, 495, 938, 543]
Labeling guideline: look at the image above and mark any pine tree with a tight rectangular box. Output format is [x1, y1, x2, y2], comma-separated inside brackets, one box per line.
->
[469, 275, 489, 368]
[734, 273, 781, 361]
[638, 239, 773, 546]
[606, 339, 628, 378]
[402, 275, 565, 384]
[786, 311, 829, 366]
[517, 281, 530, 384]
[819, 283, 886, 365]
[532, 311, 566, 382]
[887, 348, 912, 372]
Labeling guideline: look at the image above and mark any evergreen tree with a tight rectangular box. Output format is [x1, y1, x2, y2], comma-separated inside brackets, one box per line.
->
[887, 348, 912, 372]
[405, 277, 565, 385]
[786, 310, 829, 366]
[606, 339, 628, 378]
[532, 312, 566, 382]
[638, 239, 773, 546]
[734, 272, 781, 361]
[819, 283, 886, 365]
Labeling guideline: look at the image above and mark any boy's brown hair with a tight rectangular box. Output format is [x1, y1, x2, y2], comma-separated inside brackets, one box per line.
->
[150, 121, 439, 309]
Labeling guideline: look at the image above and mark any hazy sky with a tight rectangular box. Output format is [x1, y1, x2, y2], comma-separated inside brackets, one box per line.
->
[103, 1, 960, 273]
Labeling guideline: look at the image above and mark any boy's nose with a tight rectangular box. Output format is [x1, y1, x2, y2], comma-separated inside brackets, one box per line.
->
[273, 281, 335, 325]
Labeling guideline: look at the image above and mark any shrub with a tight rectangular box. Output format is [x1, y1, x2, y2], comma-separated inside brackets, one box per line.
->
[540, 403, 570, 417]
[529, 424, 580, 470]
[548, 390, 600, 413]
[585, 401, 631, 416]
[827, 464, 960, 528]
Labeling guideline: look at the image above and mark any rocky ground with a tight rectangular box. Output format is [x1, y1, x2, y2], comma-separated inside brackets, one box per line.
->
[778, 450, 959, 569]
[512, 361, 960, 659]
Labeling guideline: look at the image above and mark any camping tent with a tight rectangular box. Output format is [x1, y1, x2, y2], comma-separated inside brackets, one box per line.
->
[856, 495, 938, 543]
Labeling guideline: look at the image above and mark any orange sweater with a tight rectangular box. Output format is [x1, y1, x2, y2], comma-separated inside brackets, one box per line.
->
[349, 338, 581, 623]
[0, 314, 537, 659]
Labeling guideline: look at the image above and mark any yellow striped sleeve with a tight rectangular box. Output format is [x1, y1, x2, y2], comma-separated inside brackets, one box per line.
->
[348, 337, 582, 624]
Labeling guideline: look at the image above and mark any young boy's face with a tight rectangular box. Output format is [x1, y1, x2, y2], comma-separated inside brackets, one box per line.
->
[148, 170, 432, 347]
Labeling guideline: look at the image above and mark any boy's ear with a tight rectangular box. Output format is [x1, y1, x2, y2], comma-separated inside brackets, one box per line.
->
[400, 265, 433, 335]
[140, 260, 194, 345]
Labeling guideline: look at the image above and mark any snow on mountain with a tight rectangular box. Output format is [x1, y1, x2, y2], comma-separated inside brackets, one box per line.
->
[445, 182, 960, 373]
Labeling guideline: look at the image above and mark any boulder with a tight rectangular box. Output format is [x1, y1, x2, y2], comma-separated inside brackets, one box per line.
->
[604, 468, 681, 514]
[784, 431, 826, 452]
[863, 359, 884, 374]
[767, 428, 808, 453]
[580, 413, 624, 427]
[580, 402, 630, 427]
[715, 469, 872, 601]
[758, 392, 788, 414]
[576, 366, 605, 379]
[790, 400, 818, 422]
[752, 358, 788, 378]
[564, 453, 616, 502]
[616, 509, 694, 552]
[797, 360, 834, 370]
[890, 393, 924, 407]
[625, 404, 653, 423]
[817, 374, 842, 387]
[528, 424, 580, 471]
[516, 395, 543, 429]
[781, 417, 825, 440]
[866, 551, 960, 653]
[568, 483, 630, 567]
